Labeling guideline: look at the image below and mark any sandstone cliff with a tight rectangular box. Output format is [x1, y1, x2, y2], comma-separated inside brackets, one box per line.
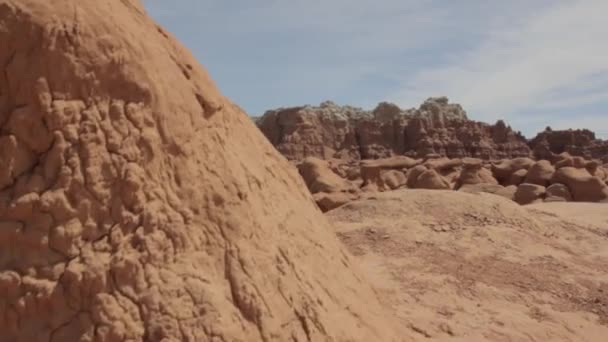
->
[256, 97, 531, 161]
[529, 127, 608, 161]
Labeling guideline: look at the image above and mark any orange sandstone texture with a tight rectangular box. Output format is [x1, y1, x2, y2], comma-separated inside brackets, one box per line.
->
[0, 1, 407, 341]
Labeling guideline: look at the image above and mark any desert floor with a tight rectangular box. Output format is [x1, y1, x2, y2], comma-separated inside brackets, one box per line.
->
[329, 190, 608, 341]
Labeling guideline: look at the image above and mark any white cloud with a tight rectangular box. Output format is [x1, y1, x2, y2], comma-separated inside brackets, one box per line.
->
[390, 0, 608, 124]
[145, 0, 608, 138]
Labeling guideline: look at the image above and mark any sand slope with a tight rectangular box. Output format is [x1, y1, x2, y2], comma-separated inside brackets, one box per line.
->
[328, 190, 608, 341]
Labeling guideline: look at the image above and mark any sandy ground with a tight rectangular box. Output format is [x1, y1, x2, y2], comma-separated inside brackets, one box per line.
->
[328, 190, 608, 341]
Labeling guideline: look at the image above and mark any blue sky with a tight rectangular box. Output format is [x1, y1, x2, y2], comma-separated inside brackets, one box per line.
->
[144, 0, 608, 139]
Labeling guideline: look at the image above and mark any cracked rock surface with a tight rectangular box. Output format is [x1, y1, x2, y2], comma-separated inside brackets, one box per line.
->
[0, 1, 407, 341]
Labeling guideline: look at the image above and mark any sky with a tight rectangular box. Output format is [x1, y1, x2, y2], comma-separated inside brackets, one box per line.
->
[144, 0, 608, 139]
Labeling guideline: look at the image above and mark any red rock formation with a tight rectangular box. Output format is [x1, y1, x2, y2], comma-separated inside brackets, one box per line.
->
[514, 183, 546, 205]
[507, 169, 529, 186]
[297, 155, 608, 209]
[545, 183, 573, 202]
[525, 160, 555, 186]
[380, 170, 407, 190]
[256, 101, 362, 161]
[491, 158, 535, 184]
[551, 167, 608, 202]
[412, 169, 451, 190]
[257, 97, 531, 161]
[455, 158, 498, 189]
[297, 157, 356, 194]
[530, 127, 608, 160]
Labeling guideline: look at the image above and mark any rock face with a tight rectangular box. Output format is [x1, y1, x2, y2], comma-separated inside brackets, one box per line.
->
[0, 1, 404, 341]
[256, 101, 363, 161]
[257, 97, 531, 161]
[530, 127, 608, 160]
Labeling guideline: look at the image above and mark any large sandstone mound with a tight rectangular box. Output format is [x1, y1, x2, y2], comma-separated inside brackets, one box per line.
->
[0, 1, 406, 341]
[328, 190, 608, 341]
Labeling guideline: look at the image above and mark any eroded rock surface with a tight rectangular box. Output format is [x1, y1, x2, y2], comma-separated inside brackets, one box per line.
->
[530, 127, 608, 160]
[551, 167, 608, 202]
[299, 151, 608, 211]
[257, 98, 531, 161]
[0, 1, 406, 341]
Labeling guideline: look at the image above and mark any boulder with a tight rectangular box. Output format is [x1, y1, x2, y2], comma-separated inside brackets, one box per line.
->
[314, 192, 358, 212]
[491, 157, 535, 184]
[380, 170, 407, 190]
[359, 156, 424, 191]
[573, 156, 588, 168]
[551, 167, 608, 202]
[406, 165, 428, 188]
[545, 183, 572, 202]
[414, 169, 451, 190]
[586, 160, 607, 180]
[298, 157, 354, 194]
[514, 183, 546, 205]
[455, 158, 498, 189]
[553, 152, 573, 165]
[524, 160, 555, 186]
[555, 155, 587, 169]
[507, 169, 528, 186]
